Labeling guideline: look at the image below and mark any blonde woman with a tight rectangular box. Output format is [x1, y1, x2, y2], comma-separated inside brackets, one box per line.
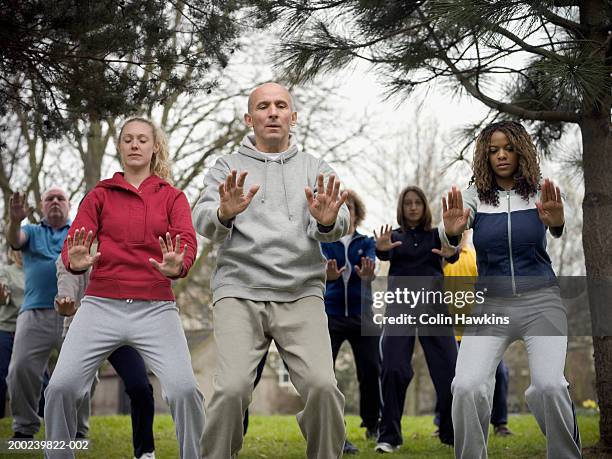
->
[44, 118, 203, 459]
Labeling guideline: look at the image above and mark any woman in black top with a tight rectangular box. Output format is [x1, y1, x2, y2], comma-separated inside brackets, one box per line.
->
[374, 185, 459, 453]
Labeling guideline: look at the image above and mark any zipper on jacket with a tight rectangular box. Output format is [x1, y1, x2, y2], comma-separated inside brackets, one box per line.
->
[344, 237, 351, 317]
[506, 191, 517, 296]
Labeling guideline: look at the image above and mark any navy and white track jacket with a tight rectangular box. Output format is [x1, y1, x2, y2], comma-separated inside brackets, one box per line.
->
[441, 185, 563, 296]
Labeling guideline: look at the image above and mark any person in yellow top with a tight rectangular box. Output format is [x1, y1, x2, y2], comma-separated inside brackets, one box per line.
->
[436, 231, 513, 436]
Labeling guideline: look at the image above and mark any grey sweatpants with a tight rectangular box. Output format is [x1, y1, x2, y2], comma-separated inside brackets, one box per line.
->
[44, 296, 204, 459]
[7, 308, 91, 436]
[201, 296, 346, 459]
[452, 288, 581, 459]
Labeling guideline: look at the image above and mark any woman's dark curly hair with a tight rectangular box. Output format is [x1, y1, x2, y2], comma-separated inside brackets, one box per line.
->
[469, 121, 541, 206]
[345, 189, 366, 228]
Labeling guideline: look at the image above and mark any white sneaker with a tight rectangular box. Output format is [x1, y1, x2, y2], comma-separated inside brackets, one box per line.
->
[375, 442, 400, 453]
[135, 452, 155, 459]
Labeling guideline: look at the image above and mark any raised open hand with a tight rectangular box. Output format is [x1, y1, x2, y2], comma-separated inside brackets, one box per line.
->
[149, 232, 187, 278]
[442, 186, 470, 236]
[55, 297, 77, 317]
[9, 192, 28, 223]
[305, 174, 348, 227]
[326, 259, 346, 281]
[218, 170, 260, 224]
[432, 245, 458, 259]
[67, 228, 101, 272]
[0, 284, 10, 305]
[374, 225, 402, 252]
[536, 178, 564, 228]
[355, 257, 376, 281]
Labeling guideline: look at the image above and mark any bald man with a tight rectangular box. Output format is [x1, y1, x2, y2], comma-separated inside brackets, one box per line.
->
[193, 82, 349, 458]
[6, 189, 89, 439]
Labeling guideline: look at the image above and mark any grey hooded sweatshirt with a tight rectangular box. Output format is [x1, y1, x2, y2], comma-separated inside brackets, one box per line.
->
[192, 134, 350, 304]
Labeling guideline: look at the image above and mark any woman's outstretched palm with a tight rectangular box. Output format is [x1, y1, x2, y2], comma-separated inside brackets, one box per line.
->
[67, 228, 100, 271]
[374, 225, 402, 251]
[149, 232, 187, 278]
[442, 186, 470, 236]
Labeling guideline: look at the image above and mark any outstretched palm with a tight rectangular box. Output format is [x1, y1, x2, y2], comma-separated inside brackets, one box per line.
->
[442, 186, 471, 236]
[218, 170, 260, 223]
[305, 174, 348, 226]
[55, 297, 77, 317]
[9, 192, 28, 222]
[355, 257, 376, 280]
[536, 178, 564, 227]
[326, 259, 345, 281]
[374, 225, 402, 251]
[67, 228, 101, 271]
[432, 245, 457, 259]
[149, 232, 187, 278]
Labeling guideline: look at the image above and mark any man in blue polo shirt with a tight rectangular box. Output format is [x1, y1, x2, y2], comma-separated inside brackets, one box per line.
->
[5, 187, 88, 439]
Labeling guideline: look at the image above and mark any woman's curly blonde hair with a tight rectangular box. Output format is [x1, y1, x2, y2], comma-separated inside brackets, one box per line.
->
[117, 117, 172, 183]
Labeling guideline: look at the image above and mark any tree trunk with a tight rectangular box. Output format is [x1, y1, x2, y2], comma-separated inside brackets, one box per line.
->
[580, 113, 612, 450]
[579, 0, 612, 448]
[83, 120, 105, 190]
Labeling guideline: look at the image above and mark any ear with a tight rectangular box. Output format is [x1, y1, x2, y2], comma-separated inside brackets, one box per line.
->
[244, 112, 253, 127]
[290, 111, 297, 126]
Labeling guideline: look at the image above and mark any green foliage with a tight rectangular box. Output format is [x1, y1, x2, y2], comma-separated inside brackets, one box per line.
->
[251, 0, 610, 134]
[0, 0, 241, 138]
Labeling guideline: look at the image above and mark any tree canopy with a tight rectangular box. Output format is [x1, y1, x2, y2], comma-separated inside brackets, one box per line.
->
[251, 0, 610, 153]
[0, 0, 241, 137]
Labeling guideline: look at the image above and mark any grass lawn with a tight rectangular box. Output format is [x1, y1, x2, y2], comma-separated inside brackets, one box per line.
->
[0, 413, 600, 458]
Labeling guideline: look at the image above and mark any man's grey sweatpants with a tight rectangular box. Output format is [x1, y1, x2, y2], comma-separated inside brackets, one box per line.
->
[201, 296, 346, 459]
[44, 296, 204, 459]
[7, 308, 90, 436]
[452, 288, 581, 459]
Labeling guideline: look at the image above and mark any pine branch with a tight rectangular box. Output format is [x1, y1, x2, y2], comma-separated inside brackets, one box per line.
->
[417, 8, 580, 123]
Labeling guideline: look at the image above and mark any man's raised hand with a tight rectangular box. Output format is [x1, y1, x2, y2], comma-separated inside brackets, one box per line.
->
[67, 228, 101, 272]
[9, 192, 28, 223]
[218, 170, 260, 224]
[305, 174, 348, 227]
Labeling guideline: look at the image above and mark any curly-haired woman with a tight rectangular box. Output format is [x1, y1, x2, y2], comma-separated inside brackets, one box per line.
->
[442, 121, 581, 459]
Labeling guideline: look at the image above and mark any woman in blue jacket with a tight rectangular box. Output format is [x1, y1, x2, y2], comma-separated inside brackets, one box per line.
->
[442, 120, 581, 459]
[374, 185, 459, 453]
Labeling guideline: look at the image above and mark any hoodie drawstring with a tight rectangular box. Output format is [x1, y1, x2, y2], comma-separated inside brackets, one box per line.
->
[281, 156, 293, 221]
[259, 156, 293, 221]
[261, 157, 268, 204]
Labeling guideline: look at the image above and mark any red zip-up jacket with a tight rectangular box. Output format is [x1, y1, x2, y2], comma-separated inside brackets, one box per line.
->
[61, 172, 197, 301]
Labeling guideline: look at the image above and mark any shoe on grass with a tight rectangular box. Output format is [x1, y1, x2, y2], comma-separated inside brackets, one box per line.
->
[494, 424, 513, 436]
[343, 439, 359, 454]
[135, 452, 156, 459]
[375, 442, 400, 453]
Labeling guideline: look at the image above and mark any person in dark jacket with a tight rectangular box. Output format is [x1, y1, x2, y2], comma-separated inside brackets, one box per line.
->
[374, 185, 459, 453]
[442, 121, 581, 459]
[321, 189, 379, 454]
